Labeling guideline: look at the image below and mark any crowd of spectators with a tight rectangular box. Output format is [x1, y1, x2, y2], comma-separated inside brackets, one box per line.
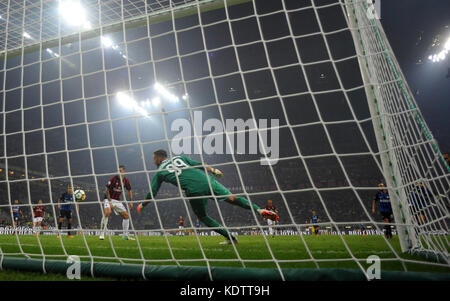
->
[0, 157, 394, 232]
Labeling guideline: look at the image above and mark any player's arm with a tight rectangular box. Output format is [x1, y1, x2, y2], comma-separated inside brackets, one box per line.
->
[141, 173, 163, 209]
[128, 190, 133, 209]
[58, 195, 62, 210]
[126, 180, 133, 209]
[105, 179, 111, 200]
[105, 177, 114, 207]
[372, 194, 378, 213]
[105, 188, 111, 201]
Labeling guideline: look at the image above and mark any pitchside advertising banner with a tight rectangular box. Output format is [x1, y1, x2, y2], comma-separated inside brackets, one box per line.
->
[0, 226, 399, 236]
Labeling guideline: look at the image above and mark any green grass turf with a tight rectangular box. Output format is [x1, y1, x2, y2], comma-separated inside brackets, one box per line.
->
[0, 234, 448, 280]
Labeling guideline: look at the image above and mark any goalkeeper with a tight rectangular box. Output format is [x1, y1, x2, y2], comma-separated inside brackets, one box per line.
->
[137, 149, 278, 244]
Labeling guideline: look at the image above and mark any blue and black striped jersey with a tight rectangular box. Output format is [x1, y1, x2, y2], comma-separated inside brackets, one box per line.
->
[59, 193, 73, 211]
[375, 191, 392, 213]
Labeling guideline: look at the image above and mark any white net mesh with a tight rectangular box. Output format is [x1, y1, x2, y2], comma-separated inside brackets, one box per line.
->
[0, 0, 449, 280]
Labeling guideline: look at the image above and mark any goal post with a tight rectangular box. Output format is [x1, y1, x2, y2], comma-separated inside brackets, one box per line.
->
[0, 0, 449, 281]
[345, 0, 449, 258]
[345, 0, 417, 253]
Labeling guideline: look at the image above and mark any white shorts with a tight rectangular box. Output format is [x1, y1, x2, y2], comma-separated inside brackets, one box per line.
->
[267, 219, 274, 226]
[104, 199, 126, 215]
[33, 217, 43, 223]
[179, 226, 184, 229]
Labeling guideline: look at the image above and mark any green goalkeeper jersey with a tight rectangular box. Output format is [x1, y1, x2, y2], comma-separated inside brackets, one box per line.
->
[146, 155, 221, 199]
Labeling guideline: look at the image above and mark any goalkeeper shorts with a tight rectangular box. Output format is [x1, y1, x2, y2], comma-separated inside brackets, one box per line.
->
[188, 181, 231, 201]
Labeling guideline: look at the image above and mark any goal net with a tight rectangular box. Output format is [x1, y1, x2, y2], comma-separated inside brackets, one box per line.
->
[0, 0, 449, 280]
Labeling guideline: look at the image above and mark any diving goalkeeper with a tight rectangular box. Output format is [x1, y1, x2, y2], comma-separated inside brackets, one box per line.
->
[137, 149, 279, 244]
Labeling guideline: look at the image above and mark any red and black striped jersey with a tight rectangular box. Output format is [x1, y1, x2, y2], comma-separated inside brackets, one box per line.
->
[33, 205, 45, 218]
[179, 218, 184, 226]
[106, 175, 131, 201]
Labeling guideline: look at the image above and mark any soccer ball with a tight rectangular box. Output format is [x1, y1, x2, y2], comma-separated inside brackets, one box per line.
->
[74, 189, 86, 202]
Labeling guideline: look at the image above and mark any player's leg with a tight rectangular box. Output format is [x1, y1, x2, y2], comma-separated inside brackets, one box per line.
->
[32, 220, 37, 236]
[38, 220, 42, 236]
[119, 211, 132, 240]
[383, 220, 389, 238]
[267, 218, 274, 237]
[100, 199, 112, 240]
[385, 213, 393, 238]
[57, 212, 65, 238]
[382, 212, 391, 239]
[178, 226, 184, 236]
[189, 198, 237, 244]
[212, 181, 278, 221]
[67, 215, 73, 238]
[35, 219, 42, 236]
[114, 200, 134, 240]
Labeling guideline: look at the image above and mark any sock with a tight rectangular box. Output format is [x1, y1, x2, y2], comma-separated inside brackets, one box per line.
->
[68, 223, 72, 236]
[199, 216, 233, 240]
[101, 216, 108, 236]
[122, 219, 129, 237]
[228, 197, 260, 212]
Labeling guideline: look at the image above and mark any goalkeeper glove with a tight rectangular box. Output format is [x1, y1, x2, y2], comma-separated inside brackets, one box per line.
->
[211, 168, 223, 178]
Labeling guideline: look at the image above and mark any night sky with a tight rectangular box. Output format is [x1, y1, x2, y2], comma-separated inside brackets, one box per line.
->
[381, 0, 450, 152]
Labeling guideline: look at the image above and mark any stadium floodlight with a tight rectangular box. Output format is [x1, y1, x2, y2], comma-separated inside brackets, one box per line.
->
[58, 0, 91, 29]
[135, 106, 149, 117]
[428, 37, 450, 63]
[101, 36, 113, 48]
[116, 91, 136, 106]
[117, 91, 148, 117]
[152, 97, 161, 107]
[46, 48, 59, 58]
[154, 82, 179, 102]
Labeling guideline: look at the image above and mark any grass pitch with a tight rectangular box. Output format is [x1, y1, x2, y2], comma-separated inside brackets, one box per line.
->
[0, 234, 448, 280]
